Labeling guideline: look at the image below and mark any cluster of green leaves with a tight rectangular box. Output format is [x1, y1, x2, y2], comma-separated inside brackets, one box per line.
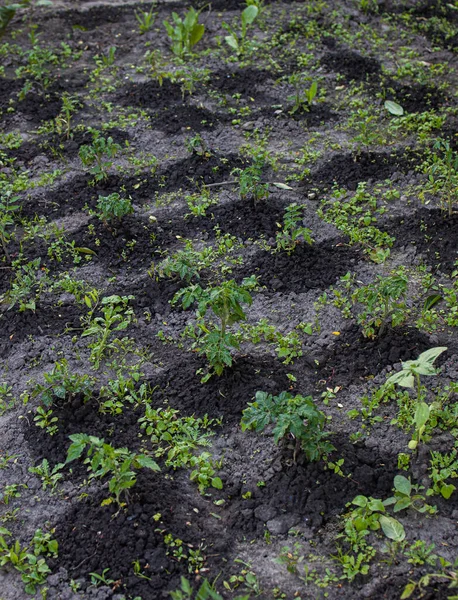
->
[79, 134, 121, 182]
[94, 193, 133, 226]
[0, 527, 57, 595]
[420, 138, 458, 216]
[174, 277, 256, 380]
[170, 575, 249, 600]
[222, 5, 259, 55]
[25, 358, 94, 407]
[0, 192, 19, 262]
[287, 75, 318, 114]
[163, 7, 205, 59]
[81, 294, 135, 369]
[138, 404, 222, 493]
[66, 434, 160, 507]
[275, 203, 313, 254]
[386, 347, 447, 450]
[232, 152, 269, 204]
[318, 183, 394, 263]
[428, 450, 458, 500]
[2, 257, 48, 312]
[29, 459, 64, 493]
[241, 391, 334, 462]
[351, 270, 409, 337]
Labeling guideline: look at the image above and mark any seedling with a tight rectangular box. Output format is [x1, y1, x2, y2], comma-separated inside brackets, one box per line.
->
[185, 133, 210, 158]
[66, 434, 160, 507]
[81, 295, 135, 369]
[223, 5, 258, 55]
[428, 449, 458, 499]
[275, 203, 313, 254]
[351, 271, 409, 337]
[29, 459, 64, 493]
[0, 193, 19, 263]
[54, 93, 80, 140]
[95, 193, 133, 226]
[33, 406, 58, 435]
[135, 2, 156, 34]
[174, 277, 256, 380]
[287, 75, 318, 114]
[79, 134, 121, 182]
[384, 475, 437, 514]
[241, 391, 335, 462]
[422, 139, 458, 216]
[386, 347, 447, 450]
[163, 7, 205, 59]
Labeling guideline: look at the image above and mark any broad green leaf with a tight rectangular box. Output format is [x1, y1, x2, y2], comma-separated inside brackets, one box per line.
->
[441, 483, 456, 499]
[384, 100, 404, 116]
[408, 439, 418, 450]
[414, 402, 430, 429]
[379, 515, 405, 541]
[352, 495, 368, 508]
[367, 499, 385, 512]
[211, 477, 223, 489]
[393, 497, 411, 512]
[242, 5, 258, 25]
[190, 23, 205, 48]
[417, 346, 447, 365]
[225, 35, 239, 51]
[135, 455, 160, 472]
[394, 475, 411, 496]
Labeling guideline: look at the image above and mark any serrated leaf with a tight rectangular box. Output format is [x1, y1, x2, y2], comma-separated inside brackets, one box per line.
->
[384, 100, 404, 116]
[379, 515, 405, 541]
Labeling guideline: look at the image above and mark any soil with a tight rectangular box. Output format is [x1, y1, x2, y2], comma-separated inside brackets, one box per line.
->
[0, 1, 457, 600]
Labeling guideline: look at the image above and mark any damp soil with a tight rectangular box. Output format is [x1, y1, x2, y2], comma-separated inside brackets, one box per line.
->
[1, 1, 458, 600]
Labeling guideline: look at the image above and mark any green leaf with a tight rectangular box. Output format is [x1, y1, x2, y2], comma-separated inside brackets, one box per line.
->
[414, 402, 430, 429]
[190, 23, 205, 48]
[225, 35, 239, 51]
[441, 483, 456, 499]
[352, 495, 368, 508]
[401, 582, 416, 599]
[211, 477, 223, 489]
[394, 475, 411, 496]
[417, 346, 447, 365]
[135, 454, 160, 472]
[384, 100, 404, 116]
[379, 515, 405, 541]
[242, 5, 258, 25]
[423, 294, 442, 311]
[386, 370, 414, 388]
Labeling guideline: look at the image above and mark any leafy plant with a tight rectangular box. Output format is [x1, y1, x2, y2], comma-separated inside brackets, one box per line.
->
[29, 459, 65, 493]
[135, 2, 157, 34]
[287, 75, 318, 114]
[33, 406, 58, 435]
[0, 527, 56, 595]
[232, 153, 269, 204]
[174, 278, 256, 380]
[0, 193, 19, 262]
[386, 347, 447, 450]
[428, 449, 458, 499]
[94, 193, 133, 226]
[163, 7, 205, 59]
[223, 5, 258, 55]
[275, 203, 313, 254]
[66, 434, 160, 506]
[241, 391, 335, 462]
[3, 257, 48, 312]
[351, 271, 409, 337]
[384, 475, 437, 515]
[81, 295, 135, 369]
[170, 575, 250, 600]
[79, 134, 121, 182]
[421, 138, 458, 216]
[25, 358, 94, 407]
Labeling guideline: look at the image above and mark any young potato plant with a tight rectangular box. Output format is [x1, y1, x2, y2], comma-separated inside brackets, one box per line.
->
[163, 7, 205, 59]
[66, 434, 160, 507]
[232, 153, 269, 205]
[386, 347, 447, 451]
[174, 277, 257, 381]
[79, 133, 121, 182]
[287, 75, 318, 114]
[241, 391, 335, 462]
